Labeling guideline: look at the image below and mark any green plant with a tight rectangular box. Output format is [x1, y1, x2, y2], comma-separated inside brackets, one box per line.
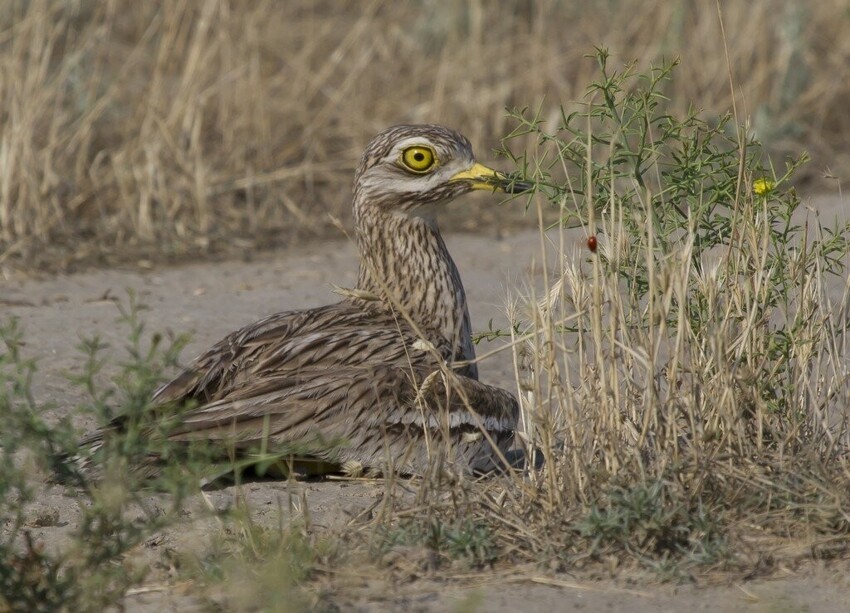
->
[0, 294, 349, 609]
[376, 516, 498, 570]
[0, 318, 78, 610]
[0, 297, 210, 609]
[575, 478, 728, 572]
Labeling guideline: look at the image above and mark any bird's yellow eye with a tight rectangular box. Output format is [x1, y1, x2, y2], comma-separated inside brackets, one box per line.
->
[401, 146, 436, 173]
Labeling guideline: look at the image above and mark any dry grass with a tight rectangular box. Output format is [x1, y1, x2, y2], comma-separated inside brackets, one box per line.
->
[1, 0, 849, 272]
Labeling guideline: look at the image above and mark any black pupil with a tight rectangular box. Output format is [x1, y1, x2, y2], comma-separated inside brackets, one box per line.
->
[414, 152, 425, 162]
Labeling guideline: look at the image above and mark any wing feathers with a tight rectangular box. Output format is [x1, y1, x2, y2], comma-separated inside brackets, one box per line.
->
[84, 299, 517, 476]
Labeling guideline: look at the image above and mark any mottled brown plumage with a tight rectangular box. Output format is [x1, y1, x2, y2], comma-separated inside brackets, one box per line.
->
[79, 125, 525, 477]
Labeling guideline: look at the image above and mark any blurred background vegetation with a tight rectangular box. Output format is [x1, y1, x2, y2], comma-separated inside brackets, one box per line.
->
[0, 0, 847, 272]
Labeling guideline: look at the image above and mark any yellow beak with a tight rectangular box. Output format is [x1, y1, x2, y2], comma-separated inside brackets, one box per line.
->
[449, 162, 531, 193]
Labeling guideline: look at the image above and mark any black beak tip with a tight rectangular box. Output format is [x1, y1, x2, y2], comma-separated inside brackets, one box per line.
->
[505, 179, 534, 194]
[508, 181, 534, 194]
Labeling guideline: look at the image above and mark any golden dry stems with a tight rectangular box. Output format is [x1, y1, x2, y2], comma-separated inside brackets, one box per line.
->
[374, 172, 850, 572]
[1, 0, 848, 271]
[507, 173, 850, 531]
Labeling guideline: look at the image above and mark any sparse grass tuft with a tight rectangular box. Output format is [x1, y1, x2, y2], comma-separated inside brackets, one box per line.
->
[188, 515, 336, 612]
[573, 478, 729, 575]
[376, 516, 498, 571]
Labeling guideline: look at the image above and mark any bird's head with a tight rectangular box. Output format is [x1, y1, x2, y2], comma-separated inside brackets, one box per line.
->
[353, 124, 528, 218]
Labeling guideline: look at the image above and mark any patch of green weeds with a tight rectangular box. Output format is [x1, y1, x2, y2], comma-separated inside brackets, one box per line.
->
[574, 478, 729, 575]
[376, 516, 499, 570]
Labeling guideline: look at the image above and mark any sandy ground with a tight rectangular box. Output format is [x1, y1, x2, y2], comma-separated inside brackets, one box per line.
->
[4, 192, 850, 611]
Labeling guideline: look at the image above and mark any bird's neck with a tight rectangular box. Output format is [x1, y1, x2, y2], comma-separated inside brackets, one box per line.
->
[354, 205, 476, 371]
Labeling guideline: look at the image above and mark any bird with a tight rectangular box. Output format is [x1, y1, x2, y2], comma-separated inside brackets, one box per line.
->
[75, 124, 528, 480]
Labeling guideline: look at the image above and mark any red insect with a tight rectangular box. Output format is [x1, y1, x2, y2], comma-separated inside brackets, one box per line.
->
[587, 235, 598, 253]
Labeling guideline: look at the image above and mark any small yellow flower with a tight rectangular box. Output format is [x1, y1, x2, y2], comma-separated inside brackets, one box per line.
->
[753, 178, 775, 196]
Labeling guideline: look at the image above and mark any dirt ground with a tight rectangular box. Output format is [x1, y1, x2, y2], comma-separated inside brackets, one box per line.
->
[4, 193, 850, 611]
